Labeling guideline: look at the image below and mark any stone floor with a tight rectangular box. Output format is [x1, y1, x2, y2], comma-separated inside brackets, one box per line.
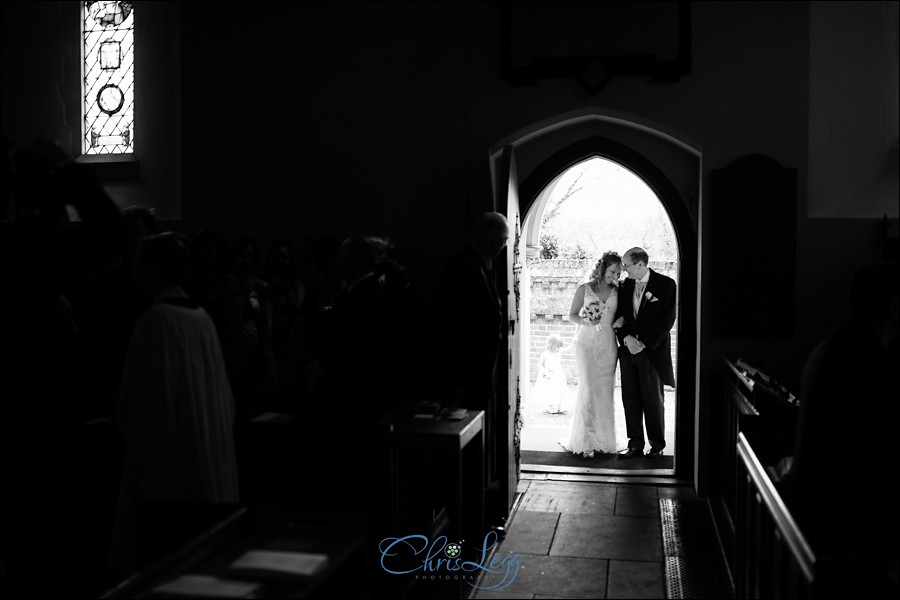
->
[470, 477, 704, 599]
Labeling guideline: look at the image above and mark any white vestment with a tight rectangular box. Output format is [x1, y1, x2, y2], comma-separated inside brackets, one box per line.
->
[110, 287, 239, 573]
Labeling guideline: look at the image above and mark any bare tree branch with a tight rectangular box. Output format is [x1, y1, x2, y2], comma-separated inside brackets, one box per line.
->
[542, 165, 589, 223]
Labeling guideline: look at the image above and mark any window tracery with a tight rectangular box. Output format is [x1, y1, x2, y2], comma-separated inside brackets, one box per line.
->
[83, 1, 134, 155]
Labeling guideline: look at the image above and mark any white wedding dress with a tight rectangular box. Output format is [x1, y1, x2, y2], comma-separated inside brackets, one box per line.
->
[561, 284, 619, 456]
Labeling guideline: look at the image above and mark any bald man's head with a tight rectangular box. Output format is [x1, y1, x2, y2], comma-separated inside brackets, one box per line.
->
[622, 247, 650, 280]
[472, 212, 510, 260]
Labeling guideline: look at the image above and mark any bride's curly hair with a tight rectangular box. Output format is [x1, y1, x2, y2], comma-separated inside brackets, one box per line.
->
[587, 251, 622, 282]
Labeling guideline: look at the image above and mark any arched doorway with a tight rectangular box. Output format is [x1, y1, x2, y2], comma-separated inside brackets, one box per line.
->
[520, 155, 680, 475]
[490, 109, 701, 517]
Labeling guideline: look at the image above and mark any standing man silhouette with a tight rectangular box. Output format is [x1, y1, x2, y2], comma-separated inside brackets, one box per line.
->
[110, 232, 240, 574]
[433, 212, 509, 523]
[615, 247, 676, 458]
[785, 261, 899, 587]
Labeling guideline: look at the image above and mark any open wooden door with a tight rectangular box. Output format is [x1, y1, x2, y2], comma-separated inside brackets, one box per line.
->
[497, 145, 523, 517]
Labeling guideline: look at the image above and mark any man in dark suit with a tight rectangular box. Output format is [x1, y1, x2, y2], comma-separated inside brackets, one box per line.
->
[433, 212, 509, 502]
[615, 247, 676, 458]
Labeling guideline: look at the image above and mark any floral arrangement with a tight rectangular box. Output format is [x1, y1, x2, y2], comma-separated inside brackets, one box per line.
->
[581, 300, 609, 331]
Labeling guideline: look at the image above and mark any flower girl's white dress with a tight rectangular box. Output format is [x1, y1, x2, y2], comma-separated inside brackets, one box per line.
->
[561, 285, 619, 456]
[533, 348, 567, 412]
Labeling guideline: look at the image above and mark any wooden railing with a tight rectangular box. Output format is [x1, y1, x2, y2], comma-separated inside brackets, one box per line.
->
[722, 359, 759, 523]
[735, 432, 815, 598]
[710, 359, 764, 589]
[715, 359, 897, 598]
[712, 359, 811, 598]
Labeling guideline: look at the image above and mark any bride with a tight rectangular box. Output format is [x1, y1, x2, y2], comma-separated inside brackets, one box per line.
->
[560, 251, 623, 458]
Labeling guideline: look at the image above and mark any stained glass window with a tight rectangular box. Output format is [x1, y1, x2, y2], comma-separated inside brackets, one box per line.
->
[83, 1, 134, 155]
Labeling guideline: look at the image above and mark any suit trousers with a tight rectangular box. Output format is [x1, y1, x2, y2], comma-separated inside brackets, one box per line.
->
[619, 350, 666, 451]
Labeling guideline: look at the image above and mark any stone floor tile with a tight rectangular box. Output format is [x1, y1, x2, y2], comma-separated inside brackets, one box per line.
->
[501, 510, 560, 556]
[607, 559, 665, 598]
[614, 485, 660, 517]
[551, 513, 662, 562]
[519, 480, 616, 515]
[476, 552, 607, 599]
[472, 591, 534, 600]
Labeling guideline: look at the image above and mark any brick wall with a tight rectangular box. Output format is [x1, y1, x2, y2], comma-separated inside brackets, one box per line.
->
[527, 258, 679, 384]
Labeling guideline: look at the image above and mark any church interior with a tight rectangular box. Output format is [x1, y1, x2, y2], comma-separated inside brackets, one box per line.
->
[1, 1, 898, 598]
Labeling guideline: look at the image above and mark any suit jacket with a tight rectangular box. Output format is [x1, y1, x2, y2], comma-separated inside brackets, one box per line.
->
[614, 269, 676, 387]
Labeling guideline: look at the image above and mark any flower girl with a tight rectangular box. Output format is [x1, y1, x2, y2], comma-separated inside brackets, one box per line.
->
[533, 334, 570, 414]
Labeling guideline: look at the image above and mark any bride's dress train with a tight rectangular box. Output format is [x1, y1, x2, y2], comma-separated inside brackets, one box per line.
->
[560, 285, 619, 457]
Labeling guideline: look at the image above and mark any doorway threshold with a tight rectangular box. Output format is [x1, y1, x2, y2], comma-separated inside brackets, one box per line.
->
[522, 468, 684, 486]
[523, 463, 673, 477]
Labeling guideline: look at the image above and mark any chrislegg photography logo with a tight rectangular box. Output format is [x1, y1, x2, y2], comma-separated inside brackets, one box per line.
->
[378, 530, 522, 591]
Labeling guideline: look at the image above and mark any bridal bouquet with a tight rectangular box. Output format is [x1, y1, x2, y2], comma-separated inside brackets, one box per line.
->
[581, 301, 609, 331]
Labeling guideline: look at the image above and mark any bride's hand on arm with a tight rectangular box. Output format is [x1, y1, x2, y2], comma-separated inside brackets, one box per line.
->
[624, 335, 644, 354]
[612, 316, 624, 329]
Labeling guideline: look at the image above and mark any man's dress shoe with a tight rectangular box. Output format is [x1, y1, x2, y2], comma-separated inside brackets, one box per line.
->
[618, 448, 643, 459]
[647, 449, 664, 458]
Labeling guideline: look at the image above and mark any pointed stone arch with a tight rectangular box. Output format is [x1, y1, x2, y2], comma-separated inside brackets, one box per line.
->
[490, 108, 702, 485]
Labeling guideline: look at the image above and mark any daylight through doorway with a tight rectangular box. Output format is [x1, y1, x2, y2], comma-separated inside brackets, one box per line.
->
[520, 157, 679, 473]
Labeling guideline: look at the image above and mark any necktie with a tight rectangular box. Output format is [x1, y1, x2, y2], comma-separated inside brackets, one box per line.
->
[634, 281, 646, 316]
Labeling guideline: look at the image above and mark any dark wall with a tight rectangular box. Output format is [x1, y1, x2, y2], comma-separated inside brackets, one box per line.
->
[179, 1, 477, 277]
[175, 0, 816, 302]
[2, 0, 896, 382]
[1, 1, 80, 153]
